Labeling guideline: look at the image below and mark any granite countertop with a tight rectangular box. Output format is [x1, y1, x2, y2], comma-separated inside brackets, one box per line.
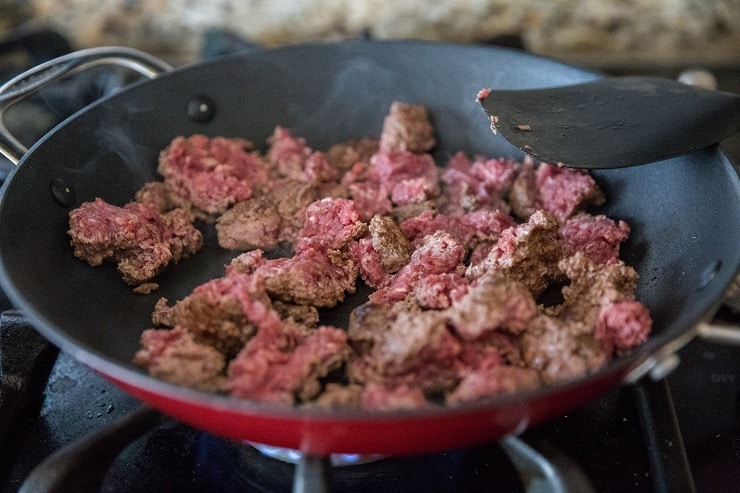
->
[4, 0, 739, 70]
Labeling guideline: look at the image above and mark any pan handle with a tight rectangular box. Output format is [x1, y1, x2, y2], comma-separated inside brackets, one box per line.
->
[0, 46, 173, 165]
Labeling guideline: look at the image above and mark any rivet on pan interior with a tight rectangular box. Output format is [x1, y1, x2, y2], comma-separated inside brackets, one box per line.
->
[51, 179, 75, 207]
[187, 95, 216, 123]
[698, 260, 722, 290]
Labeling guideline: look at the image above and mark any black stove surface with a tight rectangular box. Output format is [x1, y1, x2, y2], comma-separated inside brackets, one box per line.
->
[0, 28, 738, 493]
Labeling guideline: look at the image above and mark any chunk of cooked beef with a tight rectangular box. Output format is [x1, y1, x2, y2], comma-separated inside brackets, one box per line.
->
[400, 209, 514, 251]
[227, 324, 351, 404]
[68, 198, 202, 286]
[508, 157, 538, 220]
[161, 207, 203, 262]
[535, 163, 605, 221]
[446, 365, 541, 405]
[560, 213, 630, 265]
[266, 178, 322, 245]
[157, 270, 280, 357]
[226, 249, 268, 275]
[326, 137, 379, 174]
[448, 273, 536, 340]
[296, 198, 366, 252]
[271, 300, 320, 327]
[596, 300, 652, 352]
[347, 181, 393, 221]
[158, 135, 269, 216]
[216, 197, 282, 250]
[134, 326, 226, 393]
[135, 181, 175, 214]
[440, 151, 518, 214]
[413, 272, 469, 309]
[368, 151, 440, 205]
[249, 198, 367, 307]
[266, 126, 313, 178]
[310, 383, 364, 409]
[255, 246, 359, 307]
[379, 101, 436, 153]
[467, 210, 564, 296]
[558, 252, 642, 327]
[370, 230, 466, 304]
[351, 237, 392, 289]
[507, 160, 605, 222]
[369, 214, 410, 273]
[347, 306, 462, 394]
[520, 314, 609, 384]
[360, 383, 432, 411]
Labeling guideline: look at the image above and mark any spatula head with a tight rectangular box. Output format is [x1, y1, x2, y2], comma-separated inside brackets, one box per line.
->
[478, 76, 740, 169]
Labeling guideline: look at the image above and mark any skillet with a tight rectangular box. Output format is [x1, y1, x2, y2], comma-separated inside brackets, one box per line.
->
[0, 40, 737, 456]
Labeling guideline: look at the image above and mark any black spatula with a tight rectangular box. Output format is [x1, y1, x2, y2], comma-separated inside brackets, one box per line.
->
[477, 75, 740, 169]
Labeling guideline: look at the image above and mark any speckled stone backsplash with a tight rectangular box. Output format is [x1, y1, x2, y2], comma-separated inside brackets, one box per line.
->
[1, 0, 739, 69]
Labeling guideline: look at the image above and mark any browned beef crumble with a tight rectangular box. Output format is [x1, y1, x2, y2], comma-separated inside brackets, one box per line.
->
[68, 198, 203, 287]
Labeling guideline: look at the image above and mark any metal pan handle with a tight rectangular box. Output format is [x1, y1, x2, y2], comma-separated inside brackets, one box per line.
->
[0, 46, 173, 165]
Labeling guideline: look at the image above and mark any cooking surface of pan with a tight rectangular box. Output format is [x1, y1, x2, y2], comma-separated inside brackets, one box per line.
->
[0, 40, 737, 454]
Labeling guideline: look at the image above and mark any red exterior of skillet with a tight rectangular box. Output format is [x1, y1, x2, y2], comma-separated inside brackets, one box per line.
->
[0, 40, 737, 455]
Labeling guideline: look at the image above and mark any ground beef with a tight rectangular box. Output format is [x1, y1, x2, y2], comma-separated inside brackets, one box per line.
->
[134, 326, 226, 393]
[379, 102, 436, 153]
[360, 383, 431, 411]
[135, 181, 174, 214]
[448, 273, 536, 340]
[467, 210, 564, 296]
[446, 366, 541, 405]
[255, 246, 359, 307]
[310, 383, 364, 409]
[296, 198, 366, 252]
[558, 252, 641, 327]
[520, 314, 609, 384]
[326, 137, 379, 174]
[155, 270, 279, 357]
[368, 151, 440, 205]
[347, 308, 463, 394]
[369, 230, 466, 304]
[347, 181, 393, 221]
[216, 197, 282, 251]
[351, 237, 392, 288]
[369, 214, 410, 273]
[227, 323, 350, 404]
[266, 178, 322, 245]
[400, 209, 514, 251]
[596, 301, 652, 352]
[440, 151, 518, 214]
[271, 300, 320, 327]
[68, 198, 202, 286]
[120, 100, 653, 410]
[413, 272, 469, 309]
[226, 249, 268, 275]
[560, 213, 630, 265]
[506, 160, 605, 222]
[508, 157, 538, 220]
[160, 208, 204, 262]
[158, 135, 269, 216]
[535, 163, 605, 221]
[266, 126, 313, 179]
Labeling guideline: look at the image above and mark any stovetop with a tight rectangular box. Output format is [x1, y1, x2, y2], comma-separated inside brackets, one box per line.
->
[0, 28, 738, 493]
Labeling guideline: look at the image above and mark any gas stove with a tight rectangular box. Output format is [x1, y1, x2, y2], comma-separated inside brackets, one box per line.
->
[0, 28, 738, 493]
